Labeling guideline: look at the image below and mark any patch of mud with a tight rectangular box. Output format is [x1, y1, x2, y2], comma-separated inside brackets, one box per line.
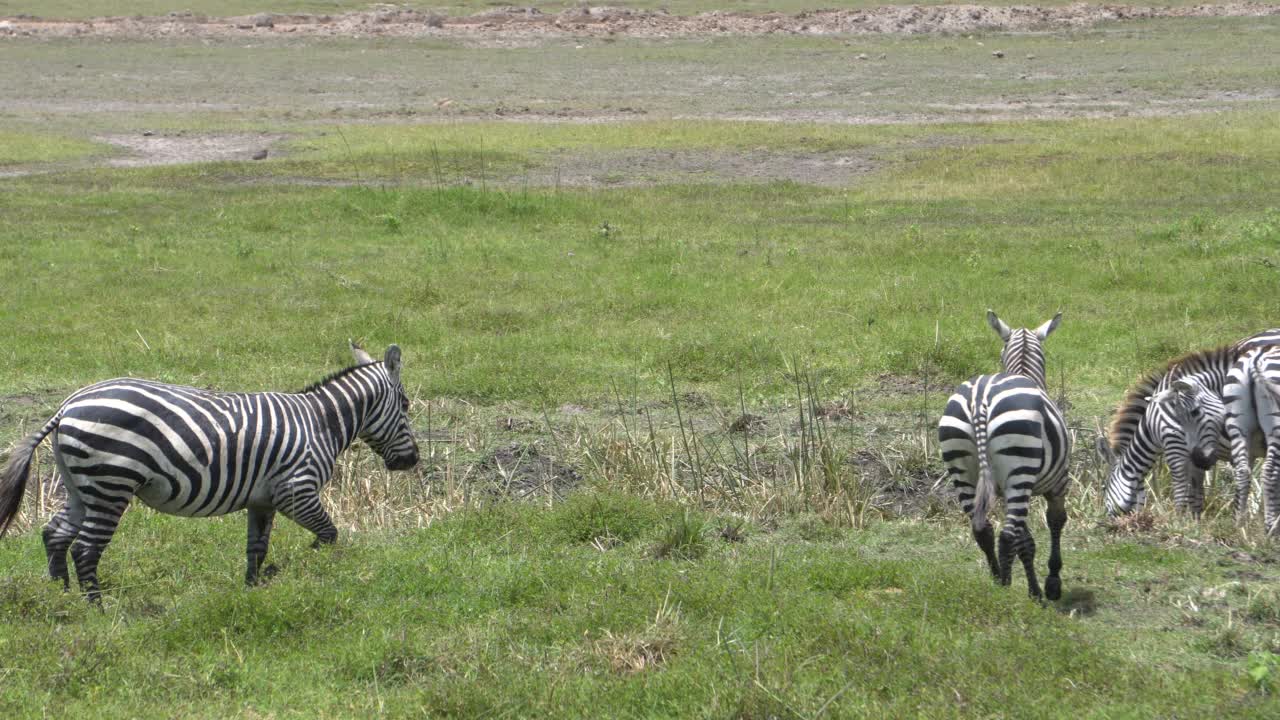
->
[476, 442, 582, 500]
[1, 4, 1276, 40]
[852, 448, 949, 518]
[99, 132, 284, 167]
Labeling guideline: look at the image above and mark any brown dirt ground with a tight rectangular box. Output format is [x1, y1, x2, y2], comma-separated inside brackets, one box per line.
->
[99, 132, 284, 167]
[1, 3, 1277, 40]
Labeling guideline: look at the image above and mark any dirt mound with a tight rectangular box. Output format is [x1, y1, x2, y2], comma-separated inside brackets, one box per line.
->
[2, 4, 1276, 40]
[476, 443, 582, 500]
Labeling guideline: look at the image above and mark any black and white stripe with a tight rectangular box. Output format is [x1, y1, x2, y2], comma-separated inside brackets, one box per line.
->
[938, 312, 1071, 600]
[1103, 329, 1280, 517]
[1222, 346, 1280, 529]
[0, 343, 419, 602]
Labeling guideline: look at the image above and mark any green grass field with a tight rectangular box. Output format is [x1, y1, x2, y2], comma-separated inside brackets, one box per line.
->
[3, 8, 1280, 717]
[3, 495, 1280, 717]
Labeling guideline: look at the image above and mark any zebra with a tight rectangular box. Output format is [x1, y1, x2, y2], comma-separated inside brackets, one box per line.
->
[1101, 328, 1280, 517]
[1222, 346, 1280, 528]
[938, 311, 1071, 600]
[0, 342, 419, 602]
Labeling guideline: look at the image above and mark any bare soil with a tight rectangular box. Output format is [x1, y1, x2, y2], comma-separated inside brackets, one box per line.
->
[99, 132, 283, 166]
[1, 3, 1277, 40]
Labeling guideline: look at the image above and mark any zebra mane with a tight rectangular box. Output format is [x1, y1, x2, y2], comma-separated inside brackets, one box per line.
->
[1106, 344, 1238, 453]
[298, 362, 381, 394]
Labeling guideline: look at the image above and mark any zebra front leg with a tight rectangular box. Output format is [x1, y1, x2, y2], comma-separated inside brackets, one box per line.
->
[1188, 467, 1206, 520]
[245, 506, 277, 586]
[1044, 494, 1067, 602]
[274, 481, 338, 549]
[1166, 452, 1192, 515]
[42, 502, 84, 591]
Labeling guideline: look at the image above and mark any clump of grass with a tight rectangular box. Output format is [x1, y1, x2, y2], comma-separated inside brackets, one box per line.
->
[591, 589, 680, 674]
[1195, 624, 1249, 659]
[548, 491, 660, 546]
[1247, 588, 1280, 625]
[1247, 651, 1280, 694]
[652, 509, 707, 560]
[1106, 511, 1158, 535]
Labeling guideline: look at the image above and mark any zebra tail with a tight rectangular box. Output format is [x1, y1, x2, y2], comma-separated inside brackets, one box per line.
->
[971, 411, 997, 531]
[0, 414, 60, 538]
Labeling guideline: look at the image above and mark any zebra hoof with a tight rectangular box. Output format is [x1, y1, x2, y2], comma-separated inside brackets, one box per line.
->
[1045, 576, 1062, 602]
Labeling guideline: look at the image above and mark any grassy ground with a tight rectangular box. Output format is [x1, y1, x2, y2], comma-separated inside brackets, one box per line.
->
[2, 113, 1278, 402]
[2, 495, 1280, 717]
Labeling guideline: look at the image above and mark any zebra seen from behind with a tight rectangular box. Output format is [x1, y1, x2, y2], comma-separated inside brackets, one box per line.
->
[0, 342, 419, 602]
[939, 311, 1071, 600]
[1222, 346, 1280, 529]
[1101, 329, 1280, 518]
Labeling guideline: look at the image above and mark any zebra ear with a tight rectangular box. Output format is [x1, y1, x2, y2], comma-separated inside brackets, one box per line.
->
[1035, 312, 1063, 340]
[384, 345, 402, 382]
[986, 310, 1012, 342]
[350, 339, 375, 366]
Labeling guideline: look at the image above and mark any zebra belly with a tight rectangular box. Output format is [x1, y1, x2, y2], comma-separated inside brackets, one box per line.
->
[133, 475, 251, 517]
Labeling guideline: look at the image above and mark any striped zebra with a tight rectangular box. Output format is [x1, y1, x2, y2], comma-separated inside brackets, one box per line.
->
[1102, 329, 1280, 517]
[938, 311, 1071, 600]
[0, 343, 419, 602]
[1222, 346, 1280, 528]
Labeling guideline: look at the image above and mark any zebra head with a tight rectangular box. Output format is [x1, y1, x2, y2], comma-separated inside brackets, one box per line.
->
[351, 342, 420, 471]
[1151, 377, 1226, 472]
[986, 310, 1062, 389]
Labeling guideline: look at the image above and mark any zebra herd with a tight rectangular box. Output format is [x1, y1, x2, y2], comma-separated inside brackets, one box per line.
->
[943, 316, 1280, 599]
[3, 322, 1280, 603]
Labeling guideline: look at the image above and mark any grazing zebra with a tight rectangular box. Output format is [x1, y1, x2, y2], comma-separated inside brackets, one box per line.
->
[1222, 346, 1280, 527]
[0, 343, 419, 602]
[938, 312, 1071, 600]
[1102, 329, 1280, 517]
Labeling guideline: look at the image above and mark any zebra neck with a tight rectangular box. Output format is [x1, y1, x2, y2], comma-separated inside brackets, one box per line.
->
[306, 386, 369, 455]
[1113, 416, 1162, 492]
[1003, 362, 1045, 389]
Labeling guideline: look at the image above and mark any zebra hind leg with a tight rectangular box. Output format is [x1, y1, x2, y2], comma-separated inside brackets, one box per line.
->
[42, 504, 83, 590]
[1015, 525, 1042, 600]
[1263, 447, 1280, 535]
[70, 501, 130, 604]
[997, 526, 1018, 587]
[1043, 494, 1067, 602]
[972, 525, 999, 580]
[245, 506, 277, 586]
